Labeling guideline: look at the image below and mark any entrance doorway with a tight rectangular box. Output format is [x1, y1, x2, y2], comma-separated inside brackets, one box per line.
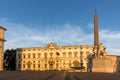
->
[49, 64, 53, 70]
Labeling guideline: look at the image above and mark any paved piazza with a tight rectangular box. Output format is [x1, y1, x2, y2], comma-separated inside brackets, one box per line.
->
[0, 71, 120, 80]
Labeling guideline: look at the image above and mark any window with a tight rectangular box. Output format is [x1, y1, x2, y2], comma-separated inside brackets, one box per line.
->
[38, 53, 41, 58]
[75, 48, 77, 49]
[73, 60, 79, 67]
[33, 53, 36, 58]
[18, 54, 21, 59]
[33, 61, 35, 63]
[50, 52, 53, 57]
[18, 64, 21, 68]
[69, 63, 71, 67]
[56, 60, 58, 63]
[56, 64, 58, 68]
[63, 52, 66, 57]
[44, 53, 47, 58]
[80, 52, 83, 55]
[33, 64, 35, 68]
[23, 64, 25, 68]
[63, 63, 66, 69]
[68, 52, 72, 57]
[38, 64, 40, 68]
[45, 64, 47, 68]
[18, 61, 21, 63]
[23, 54, 26, 58]
[69, 60, 71, 67]
[87, 47, 89, 49]
[80, 47, 82, 49]
[74, 52, 78, 57]
[38, 61, 40, 63]
[86, 51, 89, 54]
[28, 53, 31, 58]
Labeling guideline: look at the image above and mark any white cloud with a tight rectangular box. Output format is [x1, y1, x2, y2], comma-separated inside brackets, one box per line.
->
[0, 18, 120, 55]
[87, 23, 94, 29]
[99, 29, 120, 55]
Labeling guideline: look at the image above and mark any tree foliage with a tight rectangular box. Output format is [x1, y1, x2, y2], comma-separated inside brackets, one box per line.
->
[4, 49, 16, 70]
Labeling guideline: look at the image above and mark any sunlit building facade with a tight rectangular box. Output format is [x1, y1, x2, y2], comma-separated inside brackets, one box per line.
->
[16, 43, 94, 71]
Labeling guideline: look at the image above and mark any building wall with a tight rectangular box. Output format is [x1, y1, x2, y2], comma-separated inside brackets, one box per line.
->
[0, 27, 6, 71]
[106, 55, 120, 72]
[92, 54, 120, 73]
[16, 43, 93, 71]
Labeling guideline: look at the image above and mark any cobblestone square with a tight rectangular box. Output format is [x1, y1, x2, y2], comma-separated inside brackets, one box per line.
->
[0, 71, 120, 80]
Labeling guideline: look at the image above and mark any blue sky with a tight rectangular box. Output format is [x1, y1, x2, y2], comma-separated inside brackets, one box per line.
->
[0, 0, 120, 55]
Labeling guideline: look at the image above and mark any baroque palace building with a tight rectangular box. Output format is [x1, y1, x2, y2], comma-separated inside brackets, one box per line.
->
[16, 12, 120, 72]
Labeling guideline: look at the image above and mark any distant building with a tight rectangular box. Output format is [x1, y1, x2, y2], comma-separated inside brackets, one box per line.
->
[0, 27, 6, 71]
[16, 12, 120, 72]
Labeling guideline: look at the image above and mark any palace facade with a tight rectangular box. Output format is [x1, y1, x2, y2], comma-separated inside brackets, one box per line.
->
[16, 42, 107, 71]
[16, 12, 120, 72]
[16, 43, 92, 71]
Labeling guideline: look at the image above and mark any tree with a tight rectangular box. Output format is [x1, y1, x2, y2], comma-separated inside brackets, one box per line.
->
[4, 49, 16, 70]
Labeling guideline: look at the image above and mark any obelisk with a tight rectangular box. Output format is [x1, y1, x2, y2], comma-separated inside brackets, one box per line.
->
[0, 26, 6, 71]
[94, 10, 99, 46]
[94, 10, 99, 58]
